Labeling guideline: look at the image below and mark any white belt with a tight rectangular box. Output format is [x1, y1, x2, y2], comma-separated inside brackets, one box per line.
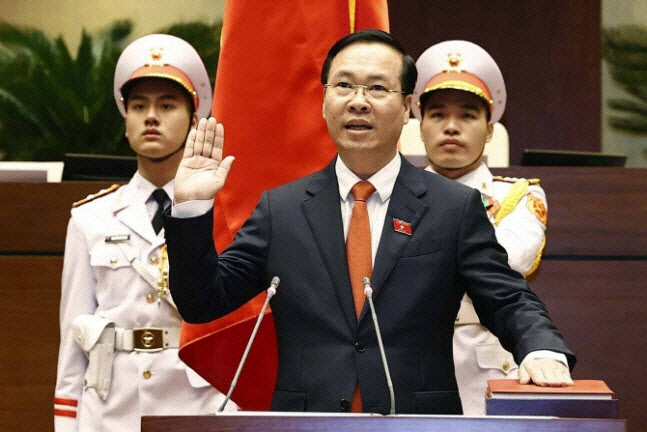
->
[115, 327, 181, 352]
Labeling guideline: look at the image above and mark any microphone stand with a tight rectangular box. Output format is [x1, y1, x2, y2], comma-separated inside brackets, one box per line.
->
[217, 276, 280, 412]
[363, 277, 396, 415]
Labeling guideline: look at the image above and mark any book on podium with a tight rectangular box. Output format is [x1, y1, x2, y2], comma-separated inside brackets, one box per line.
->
[486, 379, 618, 418]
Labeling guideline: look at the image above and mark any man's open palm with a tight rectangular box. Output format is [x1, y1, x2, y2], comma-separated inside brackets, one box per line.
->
[174, 117, 235, 203]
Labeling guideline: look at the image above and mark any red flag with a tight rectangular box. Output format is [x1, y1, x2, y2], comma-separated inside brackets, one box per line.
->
[179, 0, 389, 410]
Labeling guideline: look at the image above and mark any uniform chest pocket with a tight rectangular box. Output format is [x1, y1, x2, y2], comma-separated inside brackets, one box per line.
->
[401, 234, 446, 258]
[90, 243, 131, 270]
[476, 342, 518, 375]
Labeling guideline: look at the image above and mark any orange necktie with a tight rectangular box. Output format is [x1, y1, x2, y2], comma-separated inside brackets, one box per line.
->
[346, 181, 375, 412]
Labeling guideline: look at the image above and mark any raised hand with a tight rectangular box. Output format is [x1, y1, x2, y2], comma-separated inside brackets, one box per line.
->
[174, 117, 235, 203]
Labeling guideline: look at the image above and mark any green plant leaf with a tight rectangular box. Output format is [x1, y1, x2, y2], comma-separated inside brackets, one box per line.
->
[603, 25, 647, 137]
[608, 115, 647, 134]
[607, 98, 647, 116]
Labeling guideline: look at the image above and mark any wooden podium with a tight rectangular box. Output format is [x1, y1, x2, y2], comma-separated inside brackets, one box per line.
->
[141, 412, 626, 432]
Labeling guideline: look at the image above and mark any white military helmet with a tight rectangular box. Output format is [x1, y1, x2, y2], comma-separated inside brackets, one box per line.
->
[412, 40, 506, 124]
[113, 34, 212, 119]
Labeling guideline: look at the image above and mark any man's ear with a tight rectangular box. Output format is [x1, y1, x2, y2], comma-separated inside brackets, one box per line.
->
[321, 85, 330, 119]
[403, 94, 412, 124]
[191, 113, 199, 128]
[485, 121, 494, 142]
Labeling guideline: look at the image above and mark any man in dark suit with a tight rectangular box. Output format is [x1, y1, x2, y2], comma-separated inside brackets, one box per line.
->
[164, 30, 575, 415]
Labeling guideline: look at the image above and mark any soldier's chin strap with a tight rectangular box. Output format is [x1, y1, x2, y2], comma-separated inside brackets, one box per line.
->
[428, 145, 485, 173]
[138, 142, 185, 163]
[136, 119, 193, 163]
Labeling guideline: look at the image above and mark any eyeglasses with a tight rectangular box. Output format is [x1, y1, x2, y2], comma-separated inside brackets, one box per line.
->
[324, 81, 405, 99]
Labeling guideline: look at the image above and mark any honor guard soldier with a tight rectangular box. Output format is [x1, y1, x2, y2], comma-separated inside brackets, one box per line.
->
[413, 40, 550, 415]
[54, 34, 235, 432]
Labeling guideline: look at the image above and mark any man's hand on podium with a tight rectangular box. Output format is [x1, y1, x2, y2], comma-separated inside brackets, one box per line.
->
[519, 358, 574, 387]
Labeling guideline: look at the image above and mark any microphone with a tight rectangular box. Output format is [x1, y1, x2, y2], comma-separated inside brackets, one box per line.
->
[362, 276, 396, 415]
[217, 276, 280, 412]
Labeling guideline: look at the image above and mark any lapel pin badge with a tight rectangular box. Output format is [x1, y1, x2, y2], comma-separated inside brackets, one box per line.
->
[105, 234, 130, 243]
[393, 218, 412, 235]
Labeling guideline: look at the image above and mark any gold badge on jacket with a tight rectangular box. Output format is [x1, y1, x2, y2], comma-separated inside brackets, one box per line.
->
[527, 194, 548, 225]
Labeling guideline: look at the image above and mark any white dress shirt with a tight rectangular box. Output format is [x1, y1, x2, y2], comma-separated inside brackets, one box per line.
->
[336, 153, 400, 265]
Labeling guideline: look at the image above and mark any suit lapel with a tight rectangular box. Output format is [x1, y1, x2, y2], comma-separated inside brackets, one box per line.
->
[365, 158, 429, 318]
[301, 160, 357, 330]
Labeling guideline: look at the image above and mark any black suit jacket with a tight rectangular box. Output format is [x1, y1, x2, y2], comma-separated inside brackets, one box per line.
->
[164, 155, 575, 414]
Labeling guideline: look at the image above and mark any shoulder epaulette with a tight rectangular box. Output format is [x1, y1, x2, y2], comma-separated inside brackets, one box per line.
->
[72, 184, 121, 208]
[493, 175, 541, 185]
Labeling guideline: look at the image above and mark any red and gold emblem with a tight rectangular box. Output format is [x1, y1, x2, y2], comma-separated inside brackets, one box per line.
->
[444, 52, 463, 72]
[527, 194, 548, 225]
[393, 218, 412, 235]
[148, 47, 165, 66]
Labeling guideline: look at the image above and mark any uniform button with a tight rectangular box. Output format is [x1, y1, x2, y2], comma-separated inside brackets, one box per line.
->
[355, 342, 366, 353]
[110, 257, 118, 265]
[150, 256, 159, 265]
[340, 398, 351, 412]
[142, 370, 152, 379]
[502, 361, 510, 372]
[146, 293, 155, 303]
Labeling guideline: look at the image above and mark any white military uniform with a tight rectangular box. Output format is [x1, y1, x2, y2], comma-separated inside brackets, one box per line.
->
[54, 173, 234, 431]
[427, 162, 547, 415]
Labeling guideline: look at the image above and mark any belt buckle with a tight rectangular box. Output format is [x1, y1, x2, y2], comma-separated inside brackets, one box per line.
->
[133, 328, 164, 352]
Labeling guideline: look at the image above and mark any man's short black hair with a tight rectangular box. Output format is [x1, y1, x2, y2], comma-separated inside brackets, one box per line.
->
[320, 29, 417, 95]
[121, 77, 195, 118]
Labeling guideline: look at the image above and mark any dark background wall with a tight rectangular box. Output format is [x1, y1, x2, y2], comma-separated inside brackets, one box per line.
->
[390, 0, 601, 164]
